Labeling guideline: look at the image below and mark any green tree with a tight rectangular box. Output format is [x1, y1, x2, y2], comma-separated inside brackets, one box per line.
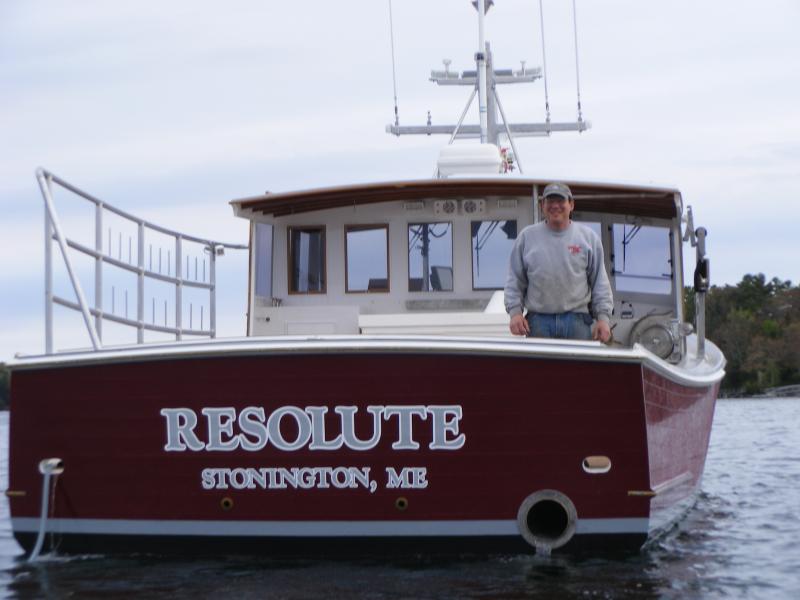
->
[688, 273, 800, 395]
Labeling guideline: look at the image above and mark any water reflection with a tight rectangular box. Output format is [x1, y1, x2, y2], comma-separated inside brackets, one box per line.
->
[2, 553, 673, 600]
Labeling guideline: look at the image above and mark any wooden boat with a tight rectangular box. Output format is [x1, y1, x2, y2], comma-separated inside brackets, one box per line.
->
[6, 1, 724, 557]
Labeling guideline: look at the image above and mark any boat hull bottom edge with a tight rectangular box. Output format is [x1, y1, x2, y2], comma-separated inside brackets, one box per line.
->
[12, 531, 649, 558]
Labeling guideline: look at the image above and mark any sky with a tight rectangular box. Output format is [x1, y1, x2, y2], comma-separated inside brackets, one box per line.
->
[1, 0, 799, 361]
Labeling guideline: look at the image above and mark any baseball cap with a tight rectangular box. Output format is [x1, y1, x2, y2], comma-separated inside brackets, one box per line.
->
[542, 182, 573, 201]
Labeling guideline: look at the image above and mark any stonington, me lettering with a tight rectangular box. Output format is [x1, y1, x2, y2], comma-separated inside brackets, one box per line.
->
[200, 465, 429, 493]
[161, 405, 465, 452]
[202, 466, 378, 492]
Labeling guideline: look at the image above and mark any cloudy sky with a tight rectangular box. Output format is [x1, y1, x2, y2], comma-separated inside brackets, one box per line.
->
[1, 0, 798, 361]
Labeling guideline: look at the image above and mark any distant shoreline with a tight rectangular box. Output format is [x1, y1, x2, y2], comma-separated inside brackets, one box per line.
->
[719, 395, 800, 400]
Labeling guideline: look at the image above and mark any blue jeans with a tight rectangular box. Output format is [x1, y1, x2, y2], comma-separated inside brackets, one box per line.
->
[526, 312, 593, 341]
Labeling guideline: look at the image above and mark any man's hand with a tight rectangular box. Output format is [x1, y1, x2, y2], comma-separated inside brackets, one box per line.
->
[509, 314, 530, 336]
[593, 320, 612, 343]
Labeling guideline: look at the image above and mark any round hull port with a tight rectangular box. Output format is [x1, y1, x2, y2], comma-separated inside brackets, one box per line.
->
[517, 489, 577, 551]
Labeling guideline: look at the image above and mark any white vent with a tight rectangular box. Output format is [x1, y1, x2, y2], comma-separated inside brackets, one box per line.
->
[497, 199, 518, 209]
[434, 199, 458, 216]
[462, 199, 486, 215]
[404, 201, 425, 211]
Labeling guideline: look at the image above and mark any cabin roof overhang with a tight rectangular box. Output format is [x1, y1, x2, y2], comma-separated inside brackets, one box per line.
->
[231, 178, 682, 221]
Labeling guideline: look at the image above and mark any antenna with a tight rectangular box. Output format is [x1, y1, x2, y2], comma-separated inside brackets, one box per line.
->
[572, 0, 584, 123]
[385, 0, 590, 168]
[476, 0, 489, 144]
[387, 0, 400, 128]
[538, 0, 551, 126]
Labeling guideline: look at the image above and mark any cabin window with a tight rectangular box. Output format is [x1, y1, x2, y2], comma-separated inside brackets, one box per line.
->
[345, 224, 389, 293]
[408, 222, 453, 292]
[471, 220, 517, 289]
[612, 224, 672, 294]
[254, 223, 273, 298]
[288, 226, 326, 294]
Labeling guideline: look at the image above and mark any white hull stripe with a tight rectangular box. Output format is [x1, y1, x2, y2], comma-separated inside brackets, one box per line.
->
[11, 517, 649, 537]
[9, 334, 725, 388]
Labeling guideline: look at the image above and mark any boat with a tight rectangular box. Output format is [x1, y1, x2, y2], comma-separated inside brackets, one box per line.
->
[6, 0, 724, 557]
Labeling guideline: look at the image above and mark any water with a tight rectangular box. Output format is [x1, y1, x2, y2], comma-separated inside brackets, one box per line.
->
[1, 399, 798, 599]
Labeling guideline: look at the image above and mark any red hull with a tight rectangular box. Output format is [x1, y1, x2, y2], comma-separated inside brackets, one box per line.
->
[8, 348, 718, 555]
[642, 368, 719, 530]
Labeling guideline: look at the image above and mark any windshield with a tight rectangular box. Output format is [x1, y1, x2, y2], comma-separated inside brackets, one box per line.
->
[613, 224, 672, 294]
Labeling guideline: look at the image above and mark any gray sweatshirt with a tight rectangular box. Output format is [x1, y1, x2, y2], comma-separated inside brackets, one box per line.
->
[504, 222, 613, 322]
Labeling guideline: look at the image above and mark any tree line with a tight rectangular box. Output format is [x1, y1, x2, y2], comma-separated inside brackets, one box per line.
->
[686, 273, 799, 395]
[0, 273, 797, 406]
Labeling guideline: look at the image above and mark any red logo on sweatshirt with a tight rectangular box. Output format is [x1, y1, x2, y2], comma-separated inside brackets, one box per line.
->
[568, 245, 582, 255]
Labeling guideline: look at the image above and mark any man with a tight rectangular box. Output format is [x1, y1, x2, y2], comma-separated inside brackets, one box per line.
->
[504, 182, 613, 342]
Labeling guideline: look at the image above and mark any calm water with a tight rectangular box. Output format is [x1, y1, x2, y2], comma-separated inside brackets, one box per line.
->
[1, 399, 798, 599]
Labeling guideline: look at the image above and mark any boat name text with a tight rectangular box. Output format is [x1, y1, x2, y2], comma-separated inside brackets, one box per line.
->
[161, 405, 465, 452]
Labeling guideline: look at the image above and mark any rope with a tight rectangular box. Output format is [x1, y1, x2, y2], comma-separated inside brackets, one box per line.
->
[538, 0, 551, 124]
[572, 0, 583, 123]
[388, 0, 400, 127]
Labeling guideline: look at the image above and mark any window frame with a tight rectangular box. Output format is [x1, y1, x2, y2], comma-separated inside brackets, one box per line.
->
[254, 222, 274, 299]
[344, 223, 390, 294]
[470, 219, 518, 291]
[287, 225, 327, 295]
[407, 221, 454, 293]
[610, 221, 675, 296]
[573, 212, 677, 300]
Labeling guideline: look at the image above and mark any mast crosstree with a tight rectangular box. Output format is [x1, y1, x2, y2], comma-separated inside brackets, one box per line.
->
[385, 0, 589, 172]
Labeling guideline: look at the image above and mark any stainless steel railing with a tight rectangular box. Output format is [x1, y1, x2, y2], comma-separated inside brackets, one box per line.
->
[37, 168, 248, 353]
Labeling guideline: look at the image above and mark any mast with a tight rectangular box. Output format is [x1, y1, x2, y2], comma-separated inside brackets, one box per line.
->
[476, 0, 489, 144]
[386, 0, 590, 167]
